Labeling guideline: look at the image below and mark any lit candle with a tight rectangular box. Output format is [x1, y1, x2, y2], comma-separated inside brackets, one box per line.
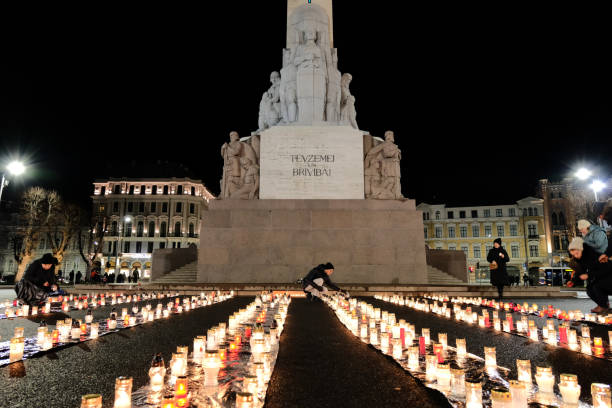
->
[170, 353, 187, 377]
[465, 379, 483, 408]
[114, 376, 132, 408]
[591, 383, 611, 408]
[203, 350, 221, 386]
[174, 375, 189, 407]
[568, 329, 578, 349]
[535, 366, 554, 394]
[80, 394, 103, 408]
[456, 338, 467, 358]
[42, 332, 53, 350]
[392, 339, 403, 360]
[90, 323, 99, 339]
[451, 368, 465, 397]
[9, 336, 25, 362]
[433, 343, 444, 363]
[438, 333, 448, 350]
[369, 327, 379, 345]
[14, 327, 24, 338]
[516, 359, 531, 385]
[594, 337, 605, 356]
[484, 346, 496, 369]
[580, 337, 592, 355]
[559, 374, 580, 406]
[508, 380, 527, 407]
[37, 325, 48, 345]
[85, 310, 94, 323]
[148, 353, 166, 394]
[160, 395, 175, 408]
[581, 325, 590, 339]
[193, 336, 206, 362]
[422, 328, 430, 345]
[236, 392, 254, 408]
[436, 363, 451, 388]
[491, 387, 511, 408]
[425, 354, 437, 383]
[408, 346, 419, 370]
[243, 375, 258, 395]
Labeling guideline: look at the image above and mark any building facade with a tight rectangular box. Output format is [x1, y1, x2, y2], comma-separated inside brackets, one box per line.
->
[417, 197, 548, 282]
[91, 178, 214, 280]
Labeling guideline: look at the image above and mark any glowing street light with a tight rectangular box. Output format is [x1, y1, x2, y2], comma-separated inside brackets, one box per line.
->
[575, 168, 592, 180]
[590, 180, 606, 201]
[0, 160, 27, 203]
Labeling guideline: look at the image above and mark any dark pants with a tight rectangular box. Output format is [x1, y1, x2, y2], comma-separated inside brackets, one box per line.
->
[496, 285, 504, 299]
[586, 276, 612, 308]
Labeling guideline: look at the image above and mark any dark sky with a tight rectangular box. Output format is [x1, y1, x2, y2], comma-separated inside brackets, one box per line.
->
[1, 3, 611, 209]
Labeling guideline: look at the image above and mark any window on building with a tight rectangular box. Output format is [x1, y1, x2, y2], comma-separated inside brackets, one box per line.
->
[424, 227, 428, 239]
[163, 185, 169, 195]
[435, 226, 443, 238]
[147, 242, 154, 253]
[529, 244, 539, 257]
[533, 208, 538, 216]
[496, 209, 503, 217]
[497, 225, 505, 237]
[473, 246, 481, 258]
[435, 245, 443, 250]
[559, 212, 566, 226]
[113, 202, 119, 213]
[484, 209, 491, 217]
[140, 185, 146, 195]
[139, 202, 145, 213]
[124, 242, 130, 253]
[162, 203, 168, 213]
[448, 226, 456, 238]
[160, 222, 167, 237]
[511, 245, 519, 258]
[447, 211, 454, 219]
[554, 236, 561, 250]
[174, 222, 181, 237]
[101, 186, 106, 195]
[127, 202, 133, 212]
[461, 246, 468, 256]
[189, 223, 195, 237]
[177, 185, 183, 195]
[460, 226, 467, 238]
[136, 241, 142, 253]
[551, 212, 558, 226]
[129, 185, 134, 195]
[484, 225, 492, 236]
[459, 211, 466, 219]
[485, 244, 493, 254]
[114, 185, 121, 194]
[177, 242, 181, 248]
[528, 224, 537, 237]
[125, 222, 132, 237]
[159, 242, 165, 249]
[191, 187, 196, 196]
[510, 224, 518, 236]
[558, 192, 563, 199]
[150, 202, 157, 212]
[148, 221, 155, 237]
[137, 221, 144, 237]
[111, 221, 118, 236]
[435, 211, 440, 220]
[107, 242, 112, 254]
[176, 202, 182, 213]
[471, 210, 478, 218]
[189, 203, 195, 214]
[528, 208, 533, 216]
[561, 234, 569, 250]
[448, 245, 456, 251]
[152, 185, 157, 195]
[509, 208, 516, 217]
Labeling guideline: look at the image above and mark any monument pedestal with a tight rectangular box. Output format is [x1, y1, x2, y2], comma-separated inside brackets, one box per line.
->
[198, 199, 427, 284]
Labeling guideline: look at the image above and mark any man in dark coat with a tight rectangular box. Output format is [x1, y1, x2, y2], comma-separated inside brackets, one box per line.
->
[75, 270, 82, 284]
[487, 238, 510, 300]
[568, 237, 612, 313]
[69, 270, 75, 284]
[302, 262, 347, 301]
[132, 268, 139, 283]
[16, 253, 59, 306]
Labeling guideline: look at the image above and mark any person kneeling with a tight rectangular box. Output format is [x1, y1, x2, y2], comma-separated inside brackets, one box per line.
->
[15, 253, 62, 306]
[568, 238, 612, 314]
[302, 262, 348, 301]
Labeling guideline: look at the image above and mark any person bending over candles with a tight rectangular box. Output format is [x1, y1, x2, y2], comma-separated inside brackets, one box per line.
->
[568, 238, 612, 314]
[15, 253, 64, 306]
[302, 262, 348, 301]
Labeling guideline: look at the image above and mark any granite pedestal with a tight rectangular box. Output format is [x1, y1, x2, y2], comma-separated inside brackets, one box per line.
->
[198, 199, 427, 284]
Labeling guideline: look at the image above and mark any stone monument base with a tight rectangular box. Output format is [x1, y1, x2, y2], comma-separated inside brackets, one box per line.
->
[198, 199, 426, 284]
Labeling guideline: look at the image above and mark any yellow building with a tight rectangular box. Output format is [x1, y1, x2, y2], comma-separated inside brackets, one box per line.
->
[417, 197, 548, 283]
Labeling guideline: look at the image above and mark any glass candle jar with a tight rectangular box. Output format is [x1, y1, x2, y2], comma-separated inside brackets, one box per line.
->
[580, 337, 592, 355]
[591, 383, 611, 408]
[559, 374, 580, 405]
[451, 368, 465, 397]
[161, 395, 175, 408]
[90, 322, 99, 339]
[243, 375, 258, 395]
[174, 375, 189, 408]
[114, 376, 132, 408]
[392, 339, 403, 360]
[465, 379, 483, 408]
[37, 326, 48, 344]
[508, 380, 527, 407]
[408, 346, 419, 370]
[9, 336, 25, 362]
[491, 387, 511, 408]
[203, 350, 221, 386]
[535, 366, 554, 393]
[456, 338, 467, 358]
[236, 392, 254, 408]
[80, 394, 103, 408]
[422, 328, 431, 345]
[436, 363, 451, 388]
[170, 353, 187, 377]
[193, 336, 206, 362]
[149, 353, 166, 393]
[14, 327, 25, 338]
[425, 354, 437, 382]
[484, 346, 496, 369]
[369, 327, 379, 346]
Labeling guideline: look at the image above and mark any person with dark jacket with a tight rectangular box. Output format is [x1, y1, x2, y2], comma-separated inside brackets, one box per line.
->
[132, 268, 139, 283]
[15, 253, 59, 306]
[75, 270, 82, 284]
[568, 237, 612, 313]
[487, 238, 510, 301]
[302, 262, 347, 300]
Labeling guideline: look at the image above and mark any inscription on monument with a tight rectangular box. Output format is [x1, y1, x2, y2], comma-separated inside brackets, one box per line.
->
[259, 126, 364, 199]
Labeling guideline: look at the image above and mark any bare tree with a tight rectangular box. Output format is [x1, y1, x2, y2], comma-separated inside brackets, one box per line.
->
[77, 207, 106, 278]
[47, 202, 82, 273]
[13, 187, 47, 281]
[565, 184, 598, 235]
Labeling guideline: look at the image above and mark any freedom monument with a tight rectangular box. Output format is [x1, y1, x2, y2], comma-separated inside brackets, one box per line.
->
[199, 0, 427, 284]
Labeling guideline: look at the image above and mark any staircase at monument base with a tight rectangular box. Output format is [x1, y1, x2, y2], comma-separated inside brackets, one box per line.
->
[152, 261, 198, 283]
[427, 265, 467, 285]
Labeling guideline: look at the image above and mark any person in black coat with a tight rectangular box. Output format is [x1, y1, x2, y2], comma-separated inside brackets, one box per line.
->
[69, 270, 75, 284]
[487, 238, 510, 300]
[16, 253, 59, 306]
[302, 262, 348, 300]
[75, 270, 82, 284]
[568, 237, 612, 313]
[132, 269, 139, 283]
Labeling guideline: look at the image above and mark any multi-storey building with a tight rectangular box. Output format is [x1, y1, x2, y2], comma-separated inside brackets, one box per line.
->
[91, 177, 214, 280]
[417, 197, 548, 282]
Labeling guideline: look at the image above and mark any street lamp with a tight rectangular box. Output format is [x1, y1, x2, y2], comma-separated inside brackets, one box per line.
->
[590, 180, 606, 201]
[575, 168, 592, 180]
[0, 161, 26, 203]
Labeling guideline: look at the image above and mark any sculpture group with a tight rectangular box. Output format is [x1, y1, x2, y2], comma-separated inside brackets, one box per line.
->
[219, 3, 402, 201]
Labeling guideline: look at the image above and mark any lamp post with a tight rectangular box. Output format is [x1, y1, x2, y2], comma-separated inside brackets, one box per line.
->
[0, 161, 26, 204]
[590, 180, 605, 202]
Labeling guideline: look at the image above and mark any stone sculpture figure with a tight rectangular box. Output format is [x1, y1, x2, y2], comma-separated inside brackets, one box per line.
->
[258, 72, 281, 131]
[220, 131, 259, 199]
[340, 73, 358, 129]
[230, 158, 260, 200]
[364, 131, 402, 199]
[294, 25, 327, 123]
[280, 49, 298, 123]
[326, 49, 341, 123]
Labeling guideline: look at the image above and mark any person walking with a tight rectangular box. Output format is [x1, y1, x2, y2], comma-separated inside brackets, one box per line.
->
[487, 238, 510, 301]
[523, 272, 529, 287]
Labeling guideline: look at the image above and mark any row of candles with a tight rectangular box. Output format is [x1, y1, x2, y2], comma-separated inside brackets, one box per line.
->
[325, 294, 612, 407]
[383, 294, 612, 361]
[1, 291, 189, 319]
[79, 293, 291, 408]
[5, 292, 234, 365]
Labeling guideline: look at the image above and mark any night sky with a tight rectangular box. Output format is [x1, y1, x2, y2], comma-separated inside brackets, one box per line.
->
[1, 3, 611, 209]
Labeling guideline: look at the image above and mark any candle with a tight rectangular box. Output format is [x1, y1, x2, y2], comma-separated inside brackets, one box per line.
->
[484, 346, 496, 369]
[42, 332, 53, 350]
[114, 376, 132, 408]
[37, 326, 48, 344]
[174, 376, 189, 407]
[535, 366, 554, 394]
[236, 392, 254, 408]
[594, 337, 605, 356]
[433, 343, 444, 363]
[580, 337, 592, 355]
[149, 353, 166, 394]
[436, 363, 451, 388]
[581, 325, 590, 338]
[170, 353, 187, 377]
[456, 338, 467, 358]
[203, 350, 221, 386]
[568, 329, 578, 349]
[369, 327, 379, 345]
[80, 394, 103, 408]
[422, 328, 430, 345]
[592, 383, 611, 408]
[508, 380, 527, 407]
[14, 327, 24, 338]
[559, 374, 580, 405]
[90, 323, 99, 339]
[529, 326, 539, 341]
[161, 395, 175, 408]
[451, 368, 465, 397]
[243, 375, 258, 395]
[516, 359, 531, 384]
[465, 379, 483, 408]
[85, 310, 93, 323]
[438, 333, 448, 350]
[491, 387, 511, 408]
[425, 354, 437, 382]
[71, 322, 82, 340]
[193, 336, 206, 362]
[418, 336, 426, 355]
[408, 346, 419, 370]
[21, 304, 29, 316]
[9, 337, 25, 362]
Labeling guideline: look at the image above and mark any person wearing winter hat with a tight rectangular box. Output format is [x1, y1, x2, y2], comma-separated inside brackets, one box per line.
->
[15, 253, 60, 306]
[577, 219, 608, 255]
[302, 262, 348, 301]
[487, 238, 510, 301]
[568, 237, 612, 313]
